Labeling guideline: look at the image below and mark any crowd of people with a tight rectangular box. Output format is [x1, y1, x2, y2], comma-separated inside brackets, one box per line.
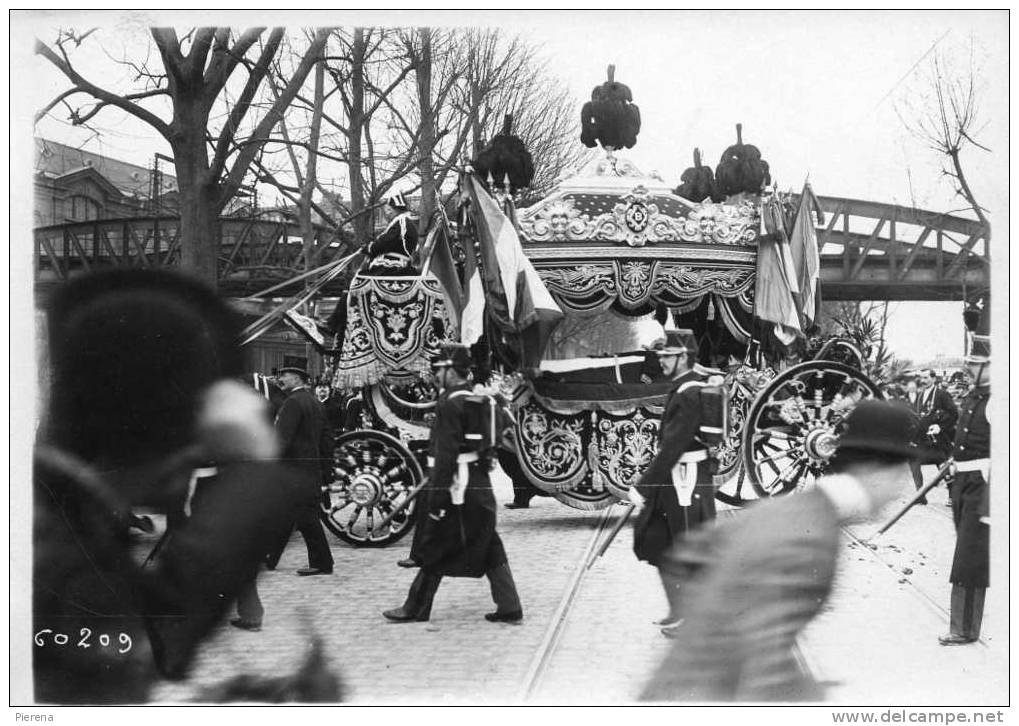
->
[30, 263, 992, 705]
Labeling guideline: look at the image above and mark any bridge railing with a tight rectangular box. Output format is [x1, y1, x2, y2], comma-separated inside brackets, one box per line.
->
[34, 215, 355, 295]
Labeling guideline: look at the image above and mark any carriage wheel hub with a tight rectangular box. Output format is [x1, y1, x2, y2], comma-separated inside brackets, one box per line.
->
[803, 428, 838, 463]
[349, 472, 383, 506]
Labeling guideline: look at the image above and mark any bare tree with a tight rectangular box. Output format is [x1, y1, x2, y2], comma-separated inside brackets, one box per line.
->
[896, 40, 991, 239]
[36, 26, 329, 287]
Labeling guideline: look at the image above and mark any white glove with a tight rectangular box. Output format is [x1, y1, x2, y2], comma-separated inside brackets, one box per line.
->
[927, 424, 941, 436]
[627, 486, 645, 508]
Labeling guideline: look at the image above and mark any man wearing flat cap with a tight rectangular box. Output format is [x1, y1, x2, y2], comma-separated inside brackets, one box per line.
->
[267, 365, 335, 577]
[629, 329, 716, 633]
[939, 334, 991, 646]
[642, 399, 921, 702]
[383, 343, 522, 623]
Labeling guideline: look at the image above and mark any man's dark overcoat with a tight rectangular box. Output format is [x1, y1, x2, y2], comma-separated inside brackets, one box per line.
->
[410, 382, 507, 578]
[633, 368, 715, 566]
[949, 385, 990, 588]
[275, 386, 333, 499]
[917, 384, 959, 461]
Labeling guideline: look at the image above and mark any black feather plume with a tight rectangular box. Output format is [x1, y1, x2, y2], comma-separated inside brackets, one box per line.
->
[472, 114, 535, 192]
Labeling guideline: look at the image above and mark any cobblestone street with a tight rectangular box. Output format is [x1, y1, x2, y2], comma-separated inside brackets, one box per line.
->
[147, 470, 1007, 705]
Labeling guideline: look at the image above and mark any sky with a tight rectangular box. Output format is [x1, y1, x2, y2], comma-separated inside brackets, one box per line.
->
[12, 9, 1009, 363]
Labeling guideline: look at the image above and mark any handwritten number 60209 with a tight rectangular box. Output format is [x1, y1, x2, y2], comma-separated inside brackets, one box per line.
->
[34, 628, 132, 653]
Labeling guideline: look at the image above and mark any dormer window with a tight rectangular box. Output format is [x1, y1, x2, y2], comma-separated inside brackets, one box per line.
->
[69, 194, 101, 221]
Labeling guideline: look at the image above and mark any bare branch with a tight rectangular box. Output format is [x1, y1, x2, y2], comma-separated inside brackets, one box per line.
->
[35, 37, 172, 139]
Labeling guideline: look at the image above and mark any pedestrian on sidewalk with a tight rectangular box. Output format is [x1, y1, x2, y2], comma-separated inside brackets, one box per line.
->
[383, 344, 522, 624]
[939, 335, 991, 646]
[640, 399, 921, 702]
[628, 329, 716, 632]
[263, 366, 336, 577]
[910, 369, 958, 503]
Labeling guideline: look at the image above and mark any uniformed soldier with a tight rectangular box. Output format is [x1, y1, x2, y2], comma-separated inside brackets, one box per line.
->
[383, 344, 523, 623]
[628, 329, 717, 636]
[364, 190, 419, 276]
[939, 333, 991, 646]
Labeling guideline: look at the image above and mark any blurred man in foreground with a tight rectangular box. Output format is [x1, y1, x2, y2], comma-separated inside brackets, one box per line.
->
[640, 400, 920, 702]
[33, 269, 338, 703]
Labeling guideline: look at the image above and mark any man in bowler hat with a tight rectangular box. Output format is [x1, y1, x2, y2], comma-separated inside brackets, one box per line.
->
[383, 344, 522, 623]
[640, 399, 921, 702]
[266, 365, 335, 577]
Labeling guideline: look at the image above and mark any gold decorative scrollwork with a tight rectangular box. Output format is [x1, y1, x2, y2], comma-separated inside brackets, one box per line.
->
[516, 403, 587, 490]
[616, 260, 656, 307]
[536, 261, 755, 311]
[595, 410, 660, 495]
[655, 265, 755, 298]
[523, 198, 591, 243]
[520, 186, 760, 248]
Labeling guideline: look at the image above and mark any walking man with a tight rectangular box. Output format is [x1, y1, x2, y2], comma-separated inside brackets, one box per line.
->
[383, 344, 522, 623]
[641, 400, 920, 702]
[939, 335, 991, 646]
[269, 366, 335, 577]
[628, 329, 716, 634]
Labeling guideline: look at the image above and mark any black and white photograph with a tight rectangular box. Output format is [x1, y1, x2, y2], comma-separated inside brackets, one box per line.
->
[9, 8, 1009, 716]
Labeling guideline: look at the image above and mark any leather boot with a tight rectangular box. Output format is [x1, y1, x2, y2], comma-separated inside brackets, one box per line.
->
[384, 570, 442, 622]
[486, 563, 522, 618]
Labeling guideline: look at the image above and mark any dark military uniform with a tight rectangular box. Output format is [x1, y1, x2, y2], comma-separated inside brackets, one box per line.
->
[388, 381, 521, 621]
[365, 212, 419, 276]
[943, 383, 990, 643]
[633, 367, 717, 567]
[269, 385, 335, 572]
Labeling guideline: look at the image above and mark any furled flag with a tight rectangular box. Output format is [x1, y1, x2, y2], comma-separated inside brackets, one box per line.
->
[462, 175, 564, 366]
[418, 211, 464, 337]
[755, 195, 802, 345]
[788, 182, 824, 329]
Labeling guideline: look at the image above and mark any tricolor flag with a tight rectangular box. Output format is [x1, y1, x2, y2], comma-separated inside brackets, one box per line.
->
[419, 213, 464, 336]
[756, 195, 802, 345]
[462, 175, 563, 366]
[788, 182, 824, 329]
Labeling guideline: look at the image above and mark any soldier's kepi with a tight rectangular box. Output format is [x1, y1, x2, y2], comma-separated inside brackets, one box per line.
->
[939, 331, 991, 646]
[383, 343, 523, 624]
[629, 329, 722, 635]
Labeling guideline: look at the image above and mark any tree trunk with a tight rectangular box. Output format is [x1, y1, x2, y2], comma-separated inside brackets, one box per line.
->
[415, 28, 437, 227]
[171, 122, 219, 288]
[300, 61, 325, 274]
[348, 28, 370, 246]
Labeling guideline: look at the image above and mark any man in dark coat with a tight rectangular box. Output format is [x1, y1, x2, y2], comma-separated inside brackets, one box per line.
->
[383, 344, 522, 623]
[268, 366, 335, 576]
[32, 269, 298, 703]
[916, 368, 959, 458]
[629, 329, 715, 632]
[939, 336, 991, 646]
[640, 400, 920, 702]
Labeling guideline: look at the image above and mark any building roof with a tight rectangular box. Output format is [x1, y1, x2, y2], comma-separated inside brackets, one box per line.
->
[34, 138, 178, 199]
